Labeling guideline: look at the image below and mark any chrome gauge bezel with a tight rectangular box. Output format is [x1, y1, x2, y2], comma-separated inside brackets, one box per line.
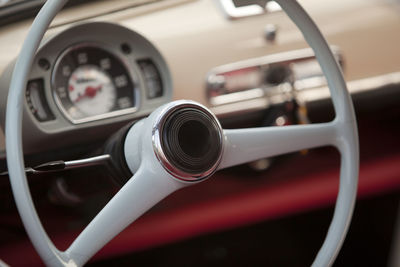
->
[51, 42, 140, 124]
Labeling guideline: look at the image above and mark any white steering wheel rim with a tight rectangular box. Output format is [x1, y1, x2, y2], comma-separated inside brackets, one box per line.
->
[5, 0, 359, 266]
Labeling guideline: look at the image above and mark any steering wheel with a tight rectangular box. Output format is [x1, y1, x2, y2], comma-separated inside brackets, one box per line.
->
[5, 0, 359, 266]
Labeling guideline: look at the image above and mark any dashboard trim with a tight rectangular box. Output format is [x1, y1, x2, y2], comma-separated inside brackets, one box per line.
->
[211, 72, 400, 118]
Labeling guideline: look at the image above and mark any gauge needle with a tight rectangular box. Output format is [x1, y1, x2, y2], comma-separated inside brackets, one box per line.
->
[75, 85, 102, 102]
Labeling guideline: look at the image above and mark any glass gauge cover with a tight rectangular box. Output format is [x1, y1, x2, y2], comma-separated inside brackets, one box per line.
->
[52, 45, 135, 123]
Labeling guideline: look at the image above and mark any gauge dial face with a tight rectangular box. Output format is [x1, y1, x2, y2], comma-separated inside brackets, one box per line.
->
[68, 65, 116, 116]
[52, 45, 135, 123]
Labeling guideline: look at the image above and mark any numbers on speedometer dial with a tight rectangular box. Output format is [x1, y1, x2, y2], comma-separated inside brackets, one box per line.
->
[52, 45, 136, 123]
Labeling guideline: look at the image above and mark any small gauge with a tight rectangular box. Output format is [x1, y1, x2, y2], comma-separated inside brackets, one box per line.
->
[137, 59, 163, 99]
[52, 44, 135, 123]
[26, 79, 55, 122]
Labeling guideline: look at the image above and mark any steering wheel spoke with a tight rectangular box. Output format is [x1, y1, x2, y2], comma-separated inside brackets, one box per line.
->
[219, 122, 337, 170]
[65, 164, 183, 265]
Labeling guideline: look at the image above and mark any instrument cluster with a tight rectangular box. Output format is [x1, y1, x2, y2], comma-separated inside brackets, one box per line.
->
[0, 22, 172, 153]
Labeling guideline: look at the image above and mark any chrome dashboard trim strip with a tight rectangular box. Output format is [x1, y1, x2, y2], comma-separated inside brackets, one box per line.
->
[297, 71, 400, 103]
[207, 47, 342, 75]
[206, 47, 343, 108]
[211, 72, 400, 118]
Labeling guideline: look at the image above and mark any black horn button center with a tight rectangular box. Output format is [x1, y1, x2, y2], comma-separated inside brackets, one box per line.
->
[178, 120, 210, 158]
[161, 107, 222, 175]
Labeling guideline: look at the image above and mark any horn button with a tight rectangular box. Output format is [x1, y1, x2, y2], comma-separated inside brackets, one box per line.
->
[153, 104, 223, 182]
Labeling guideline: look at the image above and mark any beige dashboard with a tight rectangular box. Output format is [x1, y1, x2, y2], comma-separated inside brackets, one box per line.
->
[0, 0, 399, 153]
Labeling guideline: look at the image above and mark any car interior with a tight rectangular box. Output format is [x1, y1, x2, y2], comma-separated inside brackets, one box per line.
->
[0, 0, 399, 266]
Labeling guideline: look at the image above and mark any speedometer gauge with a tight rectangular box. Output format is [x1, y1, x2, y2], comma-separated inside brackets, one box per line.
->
[68, 65, 116, 116]
[52, 44, 136, 123]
